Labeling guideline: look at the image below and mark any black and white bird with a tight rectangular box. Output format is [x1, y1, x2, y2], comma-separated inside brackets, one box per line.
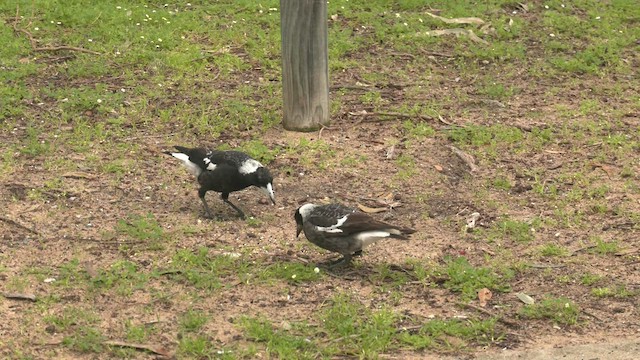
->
[165, 145, 275, 219]
[294, 203, 415, 266]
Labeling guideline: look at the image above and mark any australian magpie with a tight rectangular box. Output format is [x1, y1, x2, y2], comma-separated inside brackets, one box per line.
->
[165, 145, 275, 219]
[294, 203, 415, 266]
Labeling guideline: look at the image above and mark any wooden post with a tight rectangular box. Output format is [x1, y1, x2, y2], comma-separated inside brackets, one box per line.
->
[280, 0, 329, 132]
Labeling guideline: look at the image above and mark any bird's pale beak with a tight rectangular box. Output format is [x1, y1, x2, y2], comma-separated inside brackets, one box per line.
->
[296, 223, 303, 238]
[260, 183, 276, 205]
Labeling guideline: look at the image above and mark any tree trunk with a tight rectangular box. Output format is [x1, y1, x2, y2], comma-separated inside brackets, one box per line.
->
[280, 0, 329, 131]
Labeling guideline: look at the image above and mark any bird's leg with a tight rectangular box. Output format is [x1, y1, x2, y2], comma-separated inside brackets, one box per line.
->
[328, 253, 353, 268]
[198, 189, 214, 219]
[221, 193, 245, 219]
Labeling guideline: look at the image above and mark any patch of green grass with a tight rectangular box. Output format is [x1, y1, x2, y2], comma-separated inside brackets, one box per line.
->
[124, 321, 150, 343]
[179, 309, 208, 332]
[491, 218, 538, 243]
[238, 316, 318, 358]
[589, 237, 620, 255]
[321, 293, 398, 357]
[44, 307, 99, 332]
[440, 257, 512, 301]
[115, 213, 164, 242]
[178, 335, 216, 359]
[477, 81, 515, 100]
[539, 244, 568, 257]
[491, 176, 512, 191]
[286, 138, 336, 170]
[399, 318, 500, 350]
[257, 262, 322, 285]
[163, 247, 249, 290]
[62, 326, 105, 353]
[90, 260, 150, 295]
[591, 285, 636, 298]
[580, 273, 602, 286]
[519, 297, 579, 325]
[395, 153, 417, 179]
[238, 139, 281, 164]
[403, 120, 436, 139]
[369, 264, 413, 289]
[20, 127, 51, 157]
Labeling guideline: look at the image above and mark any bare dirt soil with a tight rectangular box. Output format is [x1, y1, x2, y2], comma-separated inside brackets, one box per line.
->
[2, 32, 640, 360]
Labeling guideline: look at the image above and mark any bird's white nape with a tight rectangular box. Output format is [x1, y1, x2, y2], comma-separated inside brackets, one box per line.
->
[297, 203, 318, 220]
[238, 159, 262, 175]
[171, 152, 202, 177]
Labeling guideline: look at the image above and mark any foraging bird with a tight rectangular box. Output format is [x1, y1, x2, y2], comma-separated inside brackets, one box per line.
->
[165, 145, 275, 219]
[294, 203, 415, 266]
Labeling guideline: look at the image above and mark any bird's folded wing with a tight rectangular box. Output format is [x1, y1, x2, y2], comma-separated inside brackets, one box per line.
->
[309, 212, 399, 237]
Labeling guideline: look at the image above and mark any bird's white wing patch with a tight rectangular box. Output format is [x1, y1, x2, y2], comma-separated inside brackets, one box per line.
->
[171, 152, 201, 177]
[355, 231, 391, 247]
[316, 215, 349, 233]
[203, 157, 217, 171]
[238, 159, 262, 175]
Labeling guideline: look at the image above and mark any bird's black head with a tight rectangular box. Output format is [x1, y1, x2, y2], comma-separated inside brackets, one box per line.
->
[253, 167, 275, 205]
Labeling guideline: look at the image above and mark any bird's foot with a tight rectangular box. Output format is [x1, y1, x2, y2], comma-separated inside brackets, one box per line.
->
[326, 255, 353, 268]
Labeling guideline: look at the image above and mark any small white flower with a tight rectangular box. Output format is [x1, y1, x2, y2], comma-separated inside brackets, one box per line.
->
[418, 18, 423, 23]
[34, 27, 39, 31]
[115, 51, 121, 55]
[140, 35, 145, 39]
[549, 33, 555, 37]
[166, 21, 171, 24]
[395, 13, 401, 18]
[88, 39, 93, 42]
[187, 2, 191, 6]
[120, 88, 126, 92]
[116, 6, 122, 9]
[291, 274, 297, 279]
[97, 99, 103, 103]
[56, 21, 61, 25]
[136, 23, 140, 26]
[595, 16, 601, 20]
[314, 267, 320, 273]
[157, 38, 162, 42]
[155, 45, 160, 48]
[544, 5, 549, 9]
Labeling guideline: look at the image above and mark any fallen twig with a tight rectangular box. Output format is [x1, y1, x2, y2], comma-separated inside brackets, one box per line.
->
[458, 302, 519, 327]
[448, 145, 479, 173]
[420, 49, 454, 58]
[2, 292, 37, 302]
[349, 110, 453, 126]
[389, 52, 416, 60]
[12, 5, 101, 55]
[527, 263, 566, 269]
[0, 215, 39, 235]
[104, 340, 172, 357]
[581, 309, 603, 322]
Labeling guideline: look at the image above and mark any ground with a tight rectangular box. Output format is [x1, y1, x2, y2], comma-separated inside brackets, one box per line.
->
[1, 1, 639, 359]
